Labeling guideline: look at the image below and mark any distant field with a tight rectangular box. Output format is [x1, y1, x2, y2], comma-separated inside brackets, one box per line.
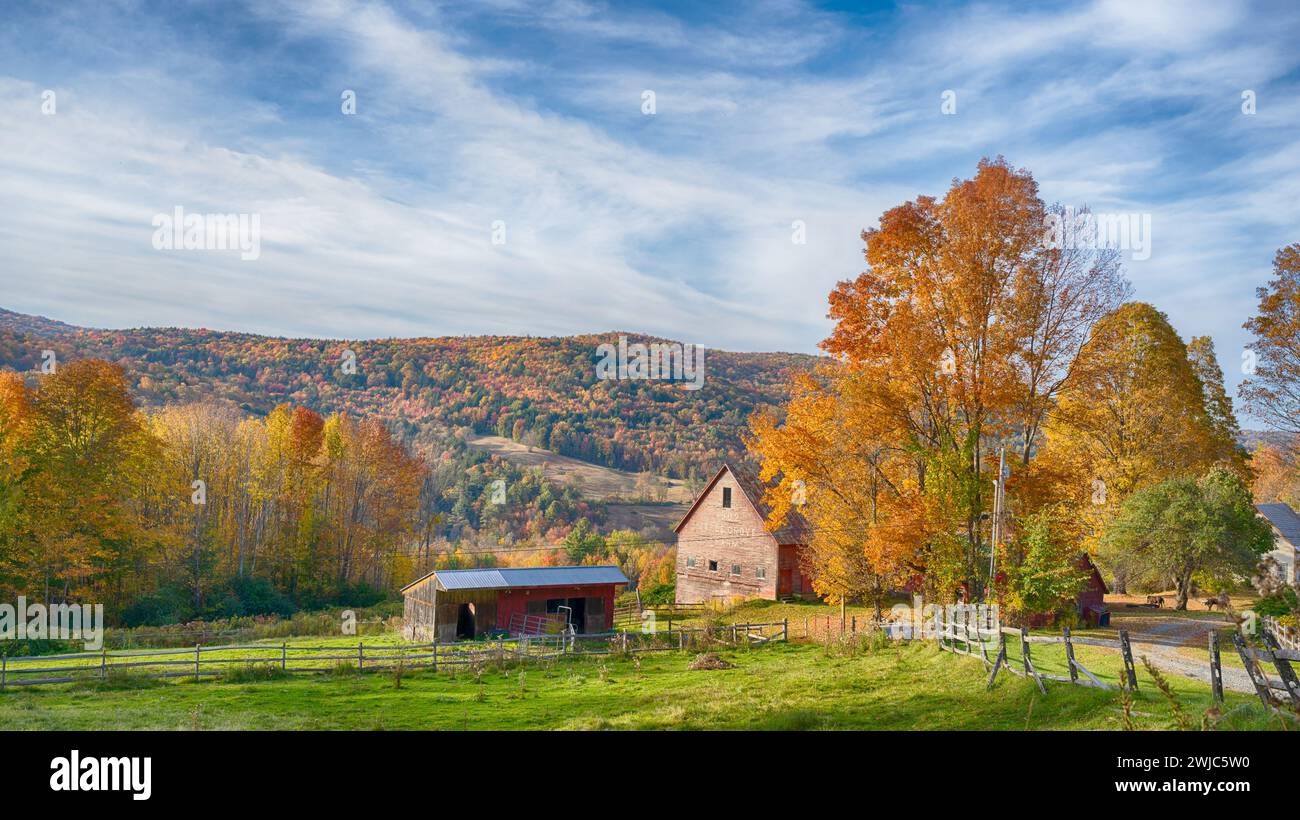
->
[605, 502, 690, 535]
[468, 435, 696, 503]
[0, 631, 1276, 730]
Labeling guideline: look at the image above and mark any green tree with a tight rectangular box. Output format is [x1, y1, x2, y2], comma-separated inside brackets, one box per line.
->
[1004, 510, 1088, 621]
[561, 519, 605, 563]
[1100, 467, 1272, 609]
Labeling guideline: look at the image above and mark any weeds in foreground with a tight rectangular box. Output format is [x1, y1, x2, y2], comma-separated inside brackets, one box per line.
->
[224, 663, 288, 684]
[820, 627, 890, 658]
[71, 670, 163, 692]
[1142, 656, 1191, 730]
[329, 661, 358, 677]
[1117, 683, 1136, 731]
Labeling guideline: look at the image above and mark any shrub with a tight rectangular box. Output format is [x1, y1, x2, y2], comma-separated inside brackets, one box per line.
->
[1255, 588, 1298, 617]
[0, 639, 78, 658]
[638, 582, 676, 606]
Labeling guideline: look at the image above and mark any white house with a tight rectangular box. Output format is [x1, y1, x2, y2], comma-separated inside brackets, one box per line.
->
[1255, 502, 1300, 586]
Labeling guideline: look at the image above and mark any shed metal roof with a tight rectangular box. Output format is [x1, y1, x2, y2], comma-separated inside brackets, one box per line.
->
[402, 565, 629, 593]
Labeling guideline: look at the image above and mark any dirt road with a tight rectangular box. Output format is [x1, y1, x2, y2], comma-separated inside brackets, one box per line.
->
[1115, 614, 1256, 694]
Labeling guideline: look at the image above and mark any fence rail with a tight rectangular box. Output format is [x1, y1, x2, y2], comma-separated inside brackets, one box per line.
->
[925, 609, 1300, 716]
[0, 620, 790, 690]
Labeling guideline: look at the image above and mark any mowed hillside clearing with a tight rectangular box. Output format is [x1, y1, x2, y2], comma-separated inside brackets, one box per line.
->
[468, 435, 692, 534]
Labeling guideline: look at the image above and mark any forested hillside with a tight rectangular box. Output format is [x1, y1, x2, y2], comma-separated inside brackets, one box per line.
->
[0, 309, 815, 481]
[0, 308, 811, 623]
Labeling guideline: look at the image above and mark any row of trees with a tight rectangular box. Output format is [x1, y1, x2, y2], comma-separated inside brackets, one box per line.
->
[752, 158, 1283, 617]
[0, 361, 427, 621]
[0, 359, 679, 624]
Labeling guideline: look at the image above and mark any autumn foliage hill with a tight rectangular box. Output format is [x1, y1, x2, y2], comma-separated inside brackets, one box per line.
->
[0, 309, 816, 482]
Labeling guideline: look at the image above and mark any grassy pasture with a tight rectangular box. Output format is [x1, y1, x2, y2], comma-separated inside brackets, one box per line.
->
[0, 634, 1281, 731]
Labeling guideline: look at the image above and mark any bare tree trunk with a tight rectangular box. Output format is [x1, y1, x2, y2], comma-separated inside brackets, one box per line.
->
[1174, 571, 1192, 610]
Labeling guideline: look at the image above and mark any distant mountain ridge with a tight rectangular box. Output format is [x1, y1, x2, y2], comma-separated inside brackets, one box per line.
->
[0, 307, 818, 480]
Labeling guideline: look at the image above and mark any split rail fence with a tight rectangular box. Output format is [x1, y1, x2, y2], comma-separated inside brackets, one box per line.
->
[932, 610, 1300, 713]
[0, 619, 789, 690]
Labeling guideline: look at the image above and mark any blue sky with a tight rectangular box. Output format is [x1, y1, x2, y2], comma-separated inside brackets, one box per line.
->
[1, 1, 1299, 403]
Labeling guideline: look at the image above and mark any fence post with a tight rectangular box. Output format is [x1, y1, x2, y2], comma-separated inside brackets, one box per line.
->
[986, 632, 1007, 691]
[1117, 629, 1138, 690]
[358, 642, 364, 672]
[731, 624, 737, 645]
[1020, 627, 1031, 674]
[851, 616, 856, 636]
[101, 649, 107, 681]
[804, 616, 808, 639]
[1, 653, 5, 691]
[1063, 627, 1077, 684]
[1231, 630, 1273, 707]
[194, 643, 200, 682]
[1208, 630, 1224, 704]
[282, 642, 287, 672]
[783, 618, 789, 643]
[432, 639, 438, 673]
[1261, 628, 1300, 707]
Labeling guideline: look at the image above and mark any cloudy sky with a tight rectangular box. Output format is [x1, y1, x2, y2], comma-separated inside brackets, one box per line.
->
[1, 0, 1298, 390]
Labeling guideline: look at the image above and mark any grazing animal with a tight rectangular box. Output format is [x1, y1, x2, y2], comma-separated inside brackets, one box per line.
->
[1202, 593, 1230, 612]
[1146, 595, 1164, 608]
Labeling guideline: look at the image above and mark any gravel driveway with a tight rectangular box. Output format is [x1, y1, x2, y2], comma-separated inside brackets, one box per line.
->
[1120, 616, 1257, 694]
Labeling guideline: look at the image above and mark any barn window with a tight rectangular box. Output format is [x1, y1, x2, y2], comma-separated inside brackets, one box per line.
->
[730, 564, 741, 576]
[722, 487, 732, 508]
[686, 556, 697, 568]
[708, 559, 718, 572]
[756, 566, 766, 580]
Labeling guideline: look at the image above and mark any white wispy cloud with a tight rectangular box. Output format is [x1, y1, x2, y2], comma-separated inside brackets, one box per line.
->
[0, 0, 1297, 395]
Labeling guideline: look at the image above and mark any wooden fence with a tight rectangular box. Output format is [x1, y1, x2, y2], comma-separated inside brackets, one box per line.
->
[1262, 615, 1299, 652]
[936, 619, 1128, 695]
[932, 610, 1300, 713]
[0, 620, 790, 690]
[613, 601, 714, 633]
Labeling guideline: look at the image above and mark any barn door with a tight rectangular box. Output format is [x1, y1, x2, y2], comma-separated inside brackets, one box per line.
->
[455, 603, 475, 639]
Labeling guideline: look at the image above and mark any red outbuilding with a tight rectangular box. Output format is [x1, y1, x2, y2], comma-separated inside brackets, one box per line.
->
[1076, 553, 1110, 626]
[401, 565, 629, 642]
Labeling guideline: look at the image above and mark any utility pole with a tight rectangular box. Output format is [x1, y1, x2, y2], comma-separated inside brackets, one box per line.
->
[988, 446, 1006, 591]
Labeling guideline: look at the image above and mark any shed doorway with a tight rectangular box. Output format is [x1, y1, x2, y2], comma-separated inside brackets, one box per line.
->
[546, 597, 587, 633]
[456, 603, 475, 639]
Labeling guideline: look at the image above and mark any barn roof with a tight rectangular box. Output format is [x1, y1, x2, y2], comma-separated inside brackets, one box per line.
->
[401, 565, 629, 593]
[673, 462, 812, 544]
[1256, 503, 1300, 544]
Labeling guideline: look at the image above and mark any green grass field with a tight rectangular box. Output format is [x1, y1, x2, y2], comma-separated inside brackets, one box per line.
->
[0, 636, 1283, 731]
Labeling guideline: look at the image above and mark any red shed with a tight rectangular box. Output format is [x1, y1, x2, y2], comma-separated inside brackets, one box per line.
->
[1022, 553, 1109, 628]
[401, 565, 629, 642]
[1076, 553, 1109, 626]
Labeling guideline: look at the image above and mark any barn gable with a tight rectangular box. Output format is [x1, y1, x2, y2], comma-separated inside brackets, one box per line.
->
[674, 463, 813, 604]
